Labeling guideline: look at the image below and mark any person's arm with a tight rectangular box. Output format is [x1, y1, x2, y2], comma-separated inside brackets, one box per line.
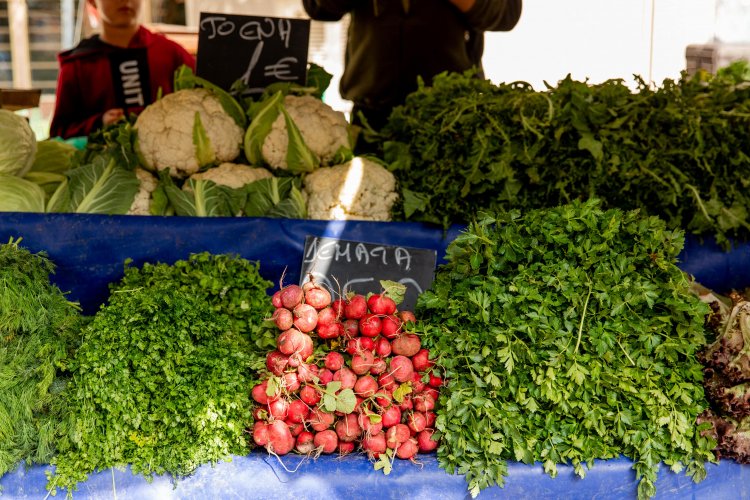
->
[454, 0, 522, 32]
[302, 0, 359, 21]
[49, 62, 104, 139]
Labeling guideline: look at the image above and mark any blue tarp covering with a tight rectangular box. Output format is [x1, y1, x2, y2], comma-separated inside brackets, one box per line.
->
[1, 212, 749, 499]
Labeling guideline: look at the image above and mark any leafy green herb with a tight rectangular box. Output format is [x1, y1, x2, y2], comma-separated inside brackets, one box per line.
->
[417, 199, 716, 499]
[320, 381, 357, 414]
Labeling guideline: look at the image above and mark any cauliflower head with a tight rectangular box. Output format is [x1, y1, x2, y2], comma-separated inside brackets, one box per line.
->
[127, 167, 159, 215]
[189, 162, 273, 189]
[135, 89, 243, 178]
[303, 157, 398, 221]
[262, 95, 350, 170]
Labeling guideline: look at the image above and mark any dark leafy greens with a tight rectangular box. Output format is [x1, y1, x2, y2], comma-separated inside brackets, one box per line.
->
[417, 199, 716, 499]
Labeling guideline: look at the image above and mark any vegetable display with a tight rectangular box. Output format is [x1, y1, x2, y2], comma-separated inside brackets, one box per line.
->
[417, 199, 716, 499]
[0, 109, 36, 177]
[47, 253, 275, 495]
[0, 238, 82, 481]
[251, 280, 441, 469]
[382, 65, 750, 248]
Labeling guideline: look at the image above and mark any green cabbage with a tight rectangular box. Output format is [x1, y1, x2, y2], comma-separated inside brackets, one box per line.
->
[0, 110, 37, 177]
[0, 174, 46, 212]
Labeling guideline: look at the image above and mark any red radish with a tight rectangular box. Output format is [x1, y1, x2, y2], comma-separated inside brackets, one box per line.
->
[277, 329, 309, 356]
[376, 338, 392, 357]
[296, 431, 315, 454]
[375, 392, 392, 408]
[266, 350, 290, 376]
[319, 368, 334, 385]
[390, 355, 414, 383]
[381, 405, 401, 428]
[380, 315, 402, 339]
[252, 381, 272, 405]
[370, 358, 387, 375]
[358, 412, 383, 436]
[335, 413, 362, 442]
[344, 294, 367, 319]
[362, 432, 387, 457]
[287, 420, 304, 437]
[252, 421, 269, 447]
[342, 319, 359, 339]
[391, 334, 421, 357]
[378, 372, 397, 391]
[313, 429, 338, 454]
[332, 298, 346, 318]
[309, 408, 335, 431]
[282, 372, 300, 393]
[280, 285, 304, 309]
[317, 307, 337, 326]
[304, 285, 332, 310]
[292, 304, 318, 333]
[386, 424, 411, 449]
[266, 420, 295, 455]
[287, 399, 310, 424]
[407, 412, 427, 433]
[299, 385, 321, 406]
[338, 441, 356, 455]
[396, 437, 419, 459]
[417, 429, 439, 452]
[351, 350, 375, 375]
[288, 333, 314, 367]
[423, 387, 439, 401]
[424, 411, 436, 428]
[253, 406, 268, 421]
[271, 290, 284, 308]
[325, 351, 345, 371]
[367, 294, 397, 316]
[296, 363, 319, 384]
[398, 396, 413, 412]
[358, 314, 382, 338]
[398, 310, 417, 324]
[412, 349, 434, 372]
[354, 375, 378, 398]
[410, 372, 426, 393]
[333, 367, 357, 389]
[414, 393, 436, 413]
[268, 398, 289, 420]
[317, 323, 341, 339]
[428, 374, 444, 388]
[273, 308, 294, 331]
[346, 337, 375, 355]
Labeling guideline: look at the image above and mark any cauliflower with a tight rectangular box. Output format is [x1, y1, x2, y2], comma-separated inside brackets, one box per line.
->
[135, 89, 243, 179]
[303, 157, 398, 221]
[189, 162, 273, 189]
[245, 93, 351, 172]
[127, 167, 159, 215]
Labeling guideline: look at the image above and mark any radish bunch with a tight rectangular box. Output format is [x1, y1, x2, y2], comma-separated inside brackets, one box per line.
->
[250, 279, 442, 463]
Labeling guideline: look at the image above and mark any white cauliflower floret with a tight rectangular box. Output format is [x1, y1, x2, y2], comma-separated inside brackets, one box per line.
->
[127, 167, 159, 215]
[303, 157, 398, 221]
[262, 95, 350, 170]
[189, 162, 273, 189]
[135, 89, 243, 178]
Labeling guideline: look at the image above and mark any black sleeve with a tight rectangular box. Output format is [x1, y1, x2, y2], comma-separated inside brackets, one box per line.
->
[302, 0, 359, 21]
[463, 0, 523, 32]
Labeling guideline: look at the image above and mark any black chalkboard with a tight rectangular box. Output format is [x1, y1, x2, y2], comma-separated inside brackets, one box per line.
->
[196, 12, 310, 94]
[299, 236, 437, 312]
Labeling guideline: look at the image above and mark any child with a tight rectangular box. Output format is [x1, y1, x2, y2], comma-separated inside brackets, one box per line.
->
[49, 0, 195, 139]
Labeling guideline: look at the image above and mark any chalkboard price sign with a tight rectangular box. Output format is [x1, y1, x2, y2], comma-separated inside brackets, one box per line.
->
[300, 236, 437, 312]
[196, 13, 311, 94]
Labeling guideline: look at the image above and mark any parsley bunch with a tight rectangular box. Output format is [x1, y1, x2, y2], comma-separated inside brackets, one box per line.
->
[417, 200, 716, 499]
[48, 253, 274, 495]
[0, 238, 81, 481]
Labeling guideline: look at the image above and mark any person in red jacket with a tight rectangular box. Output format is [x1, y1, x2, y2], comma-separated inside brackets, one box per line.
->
[49, 0, 195, 139]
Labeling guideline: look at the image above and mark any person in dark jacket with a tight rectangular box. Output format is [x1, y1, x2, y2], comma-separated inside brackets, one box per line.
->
[50, 0, 195, 139]
[302, 0, 522, 131]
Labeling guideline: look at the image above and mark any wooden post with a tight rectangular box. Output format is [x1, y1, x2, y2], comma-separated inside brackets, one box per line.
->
[7, 0, 31, 88]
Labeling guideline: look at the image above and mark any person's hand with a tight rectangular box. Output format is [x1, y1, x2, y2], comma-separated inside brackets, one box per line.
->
[102, 108, 125, 126]
[448, 0, 475, 12]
